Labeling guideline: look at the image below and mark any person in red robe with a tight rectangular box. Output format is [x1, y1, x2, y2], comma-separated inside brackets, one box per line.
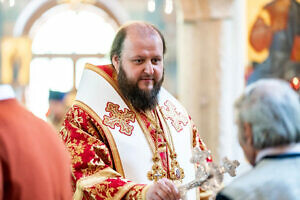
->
[60, 21, 211, 200]
[0, 84, 73, 200]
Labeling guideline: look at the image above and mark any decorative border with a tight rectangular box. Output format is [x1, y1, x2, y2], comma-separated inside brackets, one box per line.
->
[84, 63, 156, 153]
[74, 100, 125, 178]
[73, 167, 135, 200]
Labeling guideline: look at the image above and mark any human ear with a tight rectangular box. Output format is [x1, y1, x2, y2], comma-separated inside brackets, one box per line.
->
[243, 122, 258, 166]
[243, 122, 253, 146]
[112, 55, 120, 73]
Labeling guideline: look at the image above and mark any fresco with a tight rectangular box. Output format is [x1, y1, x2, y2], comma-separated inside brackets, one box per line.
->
[246, 0, 300, 88]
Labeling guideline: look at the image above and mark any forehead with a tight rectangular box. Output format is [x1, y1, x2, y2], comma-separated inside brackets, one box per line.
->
[122, 25, 163, 56]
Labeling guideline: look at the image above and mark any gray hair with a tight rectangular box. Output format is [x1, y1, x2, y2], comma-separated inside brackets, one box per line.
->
[235, 79, 300, 150]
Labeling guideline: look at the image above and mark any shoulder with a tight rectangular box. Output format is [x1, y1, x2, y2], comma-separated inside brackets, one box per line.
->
[0, 99, 55, 136]
[218, 171, 256, 200]
[219, 160, 285, 200]
[158, 88, 192, 131]
[0, 100, 69, 161]
[158, 88, 190, 117]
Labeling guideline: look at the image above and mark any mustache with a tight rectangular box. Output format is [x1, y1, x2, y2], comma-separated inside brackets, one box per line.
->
[117, 65, 163, 111]
[139, 74, 155, 80]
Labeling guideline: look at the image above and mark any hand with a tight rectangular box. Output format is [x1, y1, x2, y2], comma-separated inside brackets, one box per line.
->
[146, 178, 181, 200]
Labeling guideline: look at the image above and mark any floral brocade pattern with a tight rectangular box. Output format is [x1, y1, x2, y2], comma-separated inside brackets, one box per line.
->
[60, 105, 145, 200]
[86, 178, 128, 199]
[123, 184, 145, 200]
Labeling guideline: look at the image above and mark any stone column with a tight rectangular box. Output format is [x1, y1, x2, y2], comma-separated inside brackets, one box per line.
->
[176, 0, 244, 164]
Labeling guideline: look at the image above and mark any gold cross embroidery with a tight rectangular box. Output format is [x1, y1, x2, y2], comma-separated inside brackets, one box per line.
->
[103, 102, 136, 136]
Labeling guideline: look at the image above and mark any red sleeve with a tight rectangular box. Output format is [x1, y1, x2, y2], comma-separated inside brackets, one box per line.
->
[60, 106, 148, 200]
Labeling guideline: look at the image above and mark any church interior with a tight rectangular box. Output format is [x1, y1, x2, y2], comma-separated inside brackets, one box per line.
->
[0, 0, 299, 187]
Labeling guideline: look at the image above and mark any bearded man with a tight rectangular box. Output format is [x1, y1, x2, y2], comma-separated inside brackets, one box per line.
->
[60, 21, 211, 200]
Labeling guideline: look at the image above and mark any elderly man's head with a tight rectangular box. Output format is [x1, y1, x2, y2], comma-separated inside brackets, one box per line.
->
[235, 79, 300, 165]
[110, 22, 166, 111]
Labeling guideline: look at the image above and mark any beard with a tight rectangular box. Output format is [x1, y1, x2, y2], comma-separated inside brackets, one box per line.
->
[117, 64, 164, 111]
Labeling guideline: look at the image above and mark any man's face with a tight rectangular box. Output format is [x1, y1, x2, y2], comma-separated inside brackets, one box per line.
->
[114, 28, 164, 110]
[115, 29, 164, 92]
[118, 62, 164, 111]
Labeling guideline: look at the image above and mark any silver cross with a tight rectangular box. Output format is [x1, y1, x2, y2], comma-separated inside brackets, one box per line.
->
[178, 147, 240, 200]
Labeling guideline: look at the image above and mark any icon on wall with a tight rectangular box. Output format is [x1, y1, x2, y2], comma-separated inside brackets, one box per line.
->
[246, 0, 300, 87]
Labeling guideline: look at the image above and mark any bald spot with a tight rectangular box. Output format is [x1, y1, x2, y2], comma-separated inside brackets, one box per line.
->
[126, 22, 159, 36]
[124, 22, 163, 46]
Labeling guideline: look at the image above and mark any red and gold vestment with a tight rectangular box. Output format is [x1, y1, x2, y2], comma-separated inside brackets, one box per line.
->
[60, 64, 211, 200]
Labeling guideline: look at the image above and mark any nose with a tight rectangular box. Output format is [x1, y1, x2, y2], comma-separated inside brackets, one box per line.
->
[143, 61, 154, 75]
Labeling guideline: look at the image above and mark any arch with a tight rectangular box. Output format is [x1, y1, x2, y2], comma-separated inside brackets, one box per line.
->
[13, 0, 129, 36]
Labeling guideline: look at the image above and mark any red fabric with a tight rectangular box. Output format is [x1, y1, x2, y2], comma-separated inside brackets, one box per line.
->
[140, 113, 170, 171]
[60, 106, 139, 200]
[97, 65, 115, 79]
[61, 102, 211, 199]
[0, 99, 72, 200]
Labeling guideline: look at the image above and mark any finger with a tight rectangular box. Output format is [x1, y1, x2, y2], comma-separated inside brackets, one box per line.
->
[157, 179, 177, 200]
[151, 193, 164, 200]
[158, 179, 172, 193]
[155, 189, 170, 200]
[162, 179, 181, 200]
[155, 182, 173, 200]
[146, 184, 164, 200]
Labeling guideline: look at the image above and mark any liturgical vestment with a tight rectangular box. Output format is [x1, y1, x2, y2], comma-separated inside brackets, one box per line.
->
[60, 64, 211, 199]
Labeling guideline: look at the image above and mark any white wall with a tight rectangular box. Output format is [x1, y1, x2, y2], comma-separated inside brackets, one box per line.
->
[219, 0, 251, 185]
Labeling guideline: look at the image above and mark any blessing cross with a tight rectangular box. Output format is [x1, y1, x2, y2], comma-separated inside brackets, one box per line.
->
[178, 147, 240, 200]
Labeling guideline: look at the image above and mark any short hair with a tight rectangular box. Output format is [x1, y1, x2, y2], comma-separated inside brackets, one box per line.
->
[109, 21, 166, 64]
[235, 78, 300, 150]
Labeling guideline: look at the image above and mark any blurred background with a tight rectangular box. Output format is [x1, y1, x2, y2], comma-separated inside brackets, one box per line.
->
[0, 0, 299, 185]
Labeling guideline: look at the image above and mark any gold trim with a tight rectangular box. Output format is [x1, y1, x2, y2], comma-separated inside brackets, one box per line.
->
[82, 64, 187, 182]
[74, 100, 125, 178]
[74, 167, 135, 200]
[84, 63, 156, 153]
[156, 107, 185, 181]
[74, 168, 118, 200]
[141, 184, 152, 200]
[85, 63, 122, 98]
[156, 107, 175, 152]
[133, 111, 156, 153]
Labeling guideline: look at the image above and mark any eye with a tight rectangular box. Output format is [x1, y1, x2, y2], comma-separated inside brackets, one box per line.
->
[133, 59, 143, 64]
[151, 58, 161, 64]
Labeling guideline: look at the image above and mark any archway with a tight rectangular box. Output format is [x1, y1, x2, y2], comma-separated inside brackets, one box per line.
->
[13, 0, 128, 119]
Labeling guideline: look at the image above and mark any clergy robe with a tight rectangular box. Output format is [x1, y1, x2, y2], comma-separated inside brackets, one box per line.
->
[60, 64, 211, 199]
[0, 97, 72, 199]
